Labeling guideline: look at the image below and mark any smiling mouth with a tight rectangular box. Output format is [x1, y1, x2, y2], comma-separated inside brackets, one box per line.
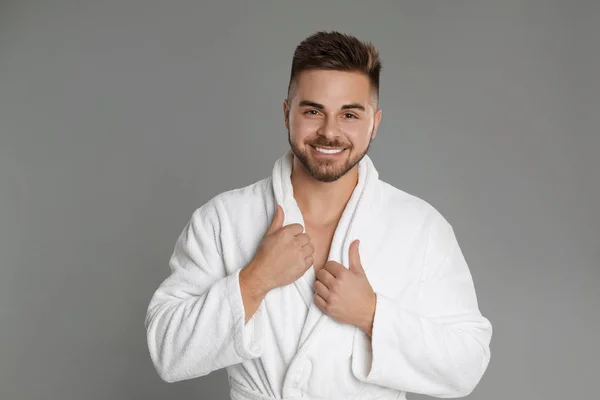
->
[311, 146, 346, 155]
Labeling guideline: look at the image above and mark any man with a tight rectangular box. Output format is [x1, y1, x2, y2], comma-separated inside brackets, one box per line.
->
[145, 31, 492, 400]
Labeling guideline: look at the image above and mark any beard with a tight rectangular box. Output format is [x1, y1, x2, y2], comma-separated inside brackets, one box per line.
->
[287, 129, 373, 183]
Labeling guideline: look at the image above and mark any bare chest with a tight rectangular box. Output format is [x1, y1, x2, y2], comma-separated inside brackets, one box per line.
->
[304, 224, 337, 273]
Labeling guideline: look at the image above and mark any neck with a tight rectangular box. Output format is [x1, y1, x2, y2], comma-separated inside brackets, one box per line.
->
[290, 156, 359, 226]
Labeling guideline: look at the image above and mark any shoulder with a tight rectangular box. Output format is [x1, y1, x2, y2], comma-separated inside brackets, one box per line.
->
[376, 180, 458, 266]
[189, 177, 272, 228]
[212, 177, 272, 213]
[376, 180, 452, 232]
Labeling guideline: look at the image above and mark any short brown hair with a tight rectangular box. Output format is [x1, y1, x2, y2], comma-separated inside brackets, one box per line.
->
[287, 31, 382, 103]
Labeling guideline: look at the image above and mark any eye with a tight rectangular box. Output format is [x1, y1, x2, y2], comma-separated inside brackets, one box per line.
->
[304, 109, 320, 116]
[344, 113, 358, 119]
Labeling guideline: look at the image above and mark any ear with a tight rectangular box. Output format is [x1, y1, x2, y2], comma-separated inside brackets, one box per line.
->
[283, 99, 290, 129]
[371, 108, 382, 141]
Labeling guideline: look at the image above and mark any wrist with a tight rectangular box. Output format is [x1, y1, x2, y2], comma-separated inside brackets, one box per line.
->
[360, 292, 377, 337]
[240, 262, 271, 298]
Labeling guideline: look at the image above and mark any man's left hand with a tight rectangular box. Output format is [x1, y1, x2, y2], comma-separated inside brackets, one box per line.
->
[313, 239, 376, 336]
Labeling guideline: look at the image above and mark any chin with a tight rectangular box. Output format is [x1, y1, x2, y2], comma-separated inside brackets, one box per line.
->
[300, 148, 358, 182]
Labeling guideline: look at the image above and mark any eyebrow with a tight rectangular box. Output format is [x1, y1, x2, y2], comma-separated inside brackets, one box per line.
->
[298, 100, 366, 112]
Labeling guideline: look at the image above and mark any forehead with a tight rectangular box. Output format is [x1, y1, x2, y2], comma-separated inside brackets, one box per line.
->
[291, 69, 374, 108]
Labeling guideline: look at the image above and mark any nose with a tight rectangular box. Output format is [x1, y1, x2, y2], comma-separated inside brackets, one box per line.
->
[317, 115, 339, 140]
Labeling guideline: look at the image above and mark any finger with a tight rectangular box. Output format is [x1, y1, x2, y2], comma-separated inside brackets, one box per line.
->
[295, 232, 311, 247]
[266, 205, 284, 235]
[313, 280, 330, 300]
[314, 292, 328, 312]
[349, 240, 365, 275]
[284, 223, 304, 236]
[324, 261, 345, 278]
[316, 268, 336, 289]
[301, 243, 315, 258]
[304, 256, 314, 268]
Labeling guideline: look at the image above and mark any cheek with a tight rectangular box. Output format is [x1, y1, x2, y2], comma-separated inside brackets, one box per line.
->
[291, 118, 320, 137]
[343, 123, 372, 145]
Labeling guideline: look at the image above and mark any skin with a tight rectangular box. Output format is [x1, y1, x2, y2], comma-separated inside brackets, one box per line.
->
[241, 69, 382, 337]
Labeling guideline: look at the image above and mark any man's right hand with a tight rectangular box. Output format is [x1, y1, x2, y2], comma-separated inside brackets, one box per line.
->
[243, 204, 314, 294]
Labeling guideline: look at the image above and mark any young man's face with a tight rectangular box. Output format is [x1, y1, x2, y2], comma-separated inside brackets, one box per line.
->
[284, 69, 382, 183]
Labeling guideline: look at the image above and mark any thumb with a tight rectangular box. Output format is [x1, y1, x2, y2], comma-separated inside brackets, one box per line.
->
[349, 240, 365, 275]
[266, 204, 285, 235]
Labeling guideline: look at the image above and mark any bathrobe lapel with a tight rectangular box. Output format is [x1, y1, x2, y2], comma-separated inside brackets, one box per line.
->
[271, 150, 313, 308]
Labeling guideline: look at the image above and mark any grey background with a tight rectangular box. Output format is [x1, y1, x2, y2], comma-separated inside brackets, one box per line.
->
[1, 1, 598, 399]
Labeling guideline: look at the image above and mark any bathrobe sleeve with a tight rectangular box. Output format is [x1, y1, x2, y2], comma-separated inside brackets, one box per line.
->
[352, 209, 493, 398]
[145, 199, 265, 383]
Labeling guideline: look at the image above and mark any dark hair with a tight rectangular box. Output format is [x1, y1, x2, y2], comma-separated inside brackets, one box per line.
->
[287, 31, 382, 102]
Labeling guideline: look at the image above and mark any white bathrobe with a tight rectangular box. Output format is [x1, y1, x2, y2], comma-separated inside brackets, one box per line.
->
[145, 150, 492, 400]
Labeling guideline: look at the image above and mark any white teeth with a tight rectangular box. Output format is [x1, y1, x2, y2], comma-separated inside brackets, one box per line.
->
[314, 147, 344, 154]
